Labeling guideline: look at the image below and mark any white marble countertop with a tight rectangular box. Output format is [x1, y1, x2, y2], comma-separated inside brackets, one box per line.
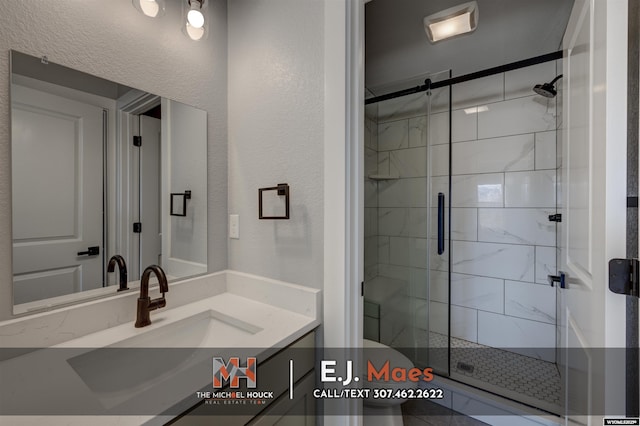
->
[0, 271, 321, 425]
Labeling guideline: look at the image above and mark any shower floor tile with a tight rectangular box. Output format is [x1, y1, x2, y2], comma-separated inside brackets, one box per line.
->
[391, 330, 562, 414]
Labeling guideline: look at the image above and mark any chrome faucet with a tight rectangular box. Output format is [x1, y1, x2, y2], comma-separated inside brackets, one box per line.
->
[135, 265, 169, 328]
[107, 255, 129, 292]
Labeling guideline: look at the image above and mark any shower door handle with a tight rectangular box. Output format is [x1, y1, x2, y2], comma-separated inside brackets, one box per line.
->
[437, 192, 445, 255]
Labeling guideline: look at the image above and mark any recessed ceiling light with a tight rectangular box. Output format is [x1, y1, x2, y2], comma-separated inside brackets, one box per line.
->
[424, 1, 479, 43]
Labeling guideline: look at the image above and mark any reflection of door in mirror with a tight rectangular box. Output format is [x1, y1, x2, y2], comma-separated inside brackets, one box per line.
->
[12, 84, 106, 304]
[10, 51, 209, 312]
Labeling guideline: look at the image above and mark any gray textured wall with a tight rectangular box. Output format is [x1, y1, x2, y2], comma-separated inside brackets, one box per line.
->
[0, 0, 228, 319]
[227, 0, 324, 289]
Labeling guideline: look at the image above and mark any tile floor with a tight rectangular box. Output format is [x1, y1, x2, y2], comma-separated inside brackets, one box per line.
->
[392, 330, 562, 415]
[402, 399, 488, 425]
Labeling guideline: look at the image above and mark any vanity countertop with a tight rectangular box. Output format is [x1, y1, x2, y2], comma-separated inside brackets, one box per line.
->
[0, 271, 321, 425]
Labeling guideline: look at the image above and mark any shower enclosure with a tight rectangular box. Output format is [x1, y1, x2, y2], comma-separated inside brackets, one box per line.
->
[363, 58, 562, 413]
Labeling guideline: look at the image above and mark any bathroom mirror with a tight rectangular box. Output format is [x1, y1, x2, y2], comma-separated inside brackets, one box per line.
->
[10, 50, 208, 313]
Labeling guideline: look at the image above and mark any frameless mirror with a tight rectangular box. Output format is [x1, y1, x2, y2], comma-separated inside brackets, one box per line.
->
[10, 50, 208, 314]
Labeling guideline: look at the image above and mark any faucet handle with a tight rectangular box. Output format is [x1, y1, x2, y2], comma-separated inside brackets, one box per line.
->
[148, 297, 166, 310]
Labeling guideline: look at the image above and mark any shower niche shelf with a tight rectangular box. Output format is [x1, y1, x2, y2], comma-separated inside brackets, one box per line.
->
[367, 174, 399, 181]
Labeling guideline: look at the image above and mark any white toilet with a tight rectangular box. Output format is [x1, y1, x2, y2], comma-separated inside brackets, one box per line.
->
[362, 339, 418, 426]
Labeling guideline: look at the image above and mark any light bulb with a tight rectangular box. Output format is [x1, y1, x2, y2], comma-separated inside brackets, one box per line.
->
[187, 1, 205, 29]
[139, 0, 160, 17]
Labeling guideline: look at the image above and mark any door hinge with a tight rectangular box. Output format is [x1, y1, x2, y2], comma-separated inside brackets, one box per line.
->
[133, 136, 142, 147]
[361, 281, 364, 297]
[133, 222, 142, 233]
[548, 214, 562, 222]
[609, 258, 640, 297]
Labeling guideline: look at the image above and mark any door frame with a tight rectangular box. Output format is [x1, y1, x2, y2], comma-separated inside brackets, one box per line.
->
[323, 0, 364, 424]
[628, 0, 640, 415]
[116, 90, 160, 280]
[600, 0, 631, 418]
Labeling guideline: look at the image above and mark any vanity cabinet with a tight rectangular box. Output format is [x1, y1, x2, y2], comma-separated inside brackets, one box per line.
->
[170, 331, 316, 425]
[246, 371, 315, 426]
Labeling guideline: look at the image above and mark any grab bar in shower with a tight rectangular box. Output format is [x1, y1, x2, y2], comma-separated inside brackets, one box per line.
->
[437, 192, 445, 255]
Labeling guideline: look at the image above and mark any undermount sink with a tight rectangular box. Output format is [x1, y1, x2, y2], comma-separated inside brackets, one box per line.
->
[66, 309, 263, 409]
[113, 308, 263, 348]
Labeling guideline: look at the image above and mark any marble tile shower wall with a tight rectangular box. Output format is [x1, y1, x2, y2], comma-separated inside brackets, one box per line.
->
[373, 61, 560, 361]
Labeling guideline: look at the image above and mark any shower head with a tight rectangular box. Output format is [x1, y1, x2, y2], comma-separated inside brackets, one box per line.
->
[533, 83, 557, 98]
[533, 74, 563, 98]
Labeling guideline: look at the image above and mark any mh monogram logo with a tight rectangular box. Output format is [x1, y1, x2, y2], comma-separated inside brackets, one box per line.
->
[213, 357, 257, 388]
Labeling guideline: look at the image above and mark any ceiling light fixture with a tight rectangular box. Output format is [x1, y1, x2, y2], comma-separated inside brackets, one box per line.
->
[183, 0, 207, 40]
[424, 1, 478, 43]
[187, 0, 205, 29]
[132, 0, 165, 18]
[132, 0, 207, 41]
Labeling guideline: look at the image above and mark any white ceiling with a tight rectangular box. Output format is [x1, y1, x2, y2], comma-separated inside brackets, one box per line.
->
[365, 0, 575, 94]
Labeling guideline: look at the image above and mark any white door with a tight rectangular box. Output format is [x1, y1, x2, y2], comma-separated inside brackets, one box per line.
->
[559, 0, 628, 424]
[12, 84, 105, 305]
[139, 115, 162, 270]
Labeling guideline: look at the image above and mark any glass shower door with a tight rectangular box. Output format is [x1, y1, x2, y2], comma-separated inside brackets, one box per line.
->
[363, 70, 452, 376]
[421, 70, 452, 375]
